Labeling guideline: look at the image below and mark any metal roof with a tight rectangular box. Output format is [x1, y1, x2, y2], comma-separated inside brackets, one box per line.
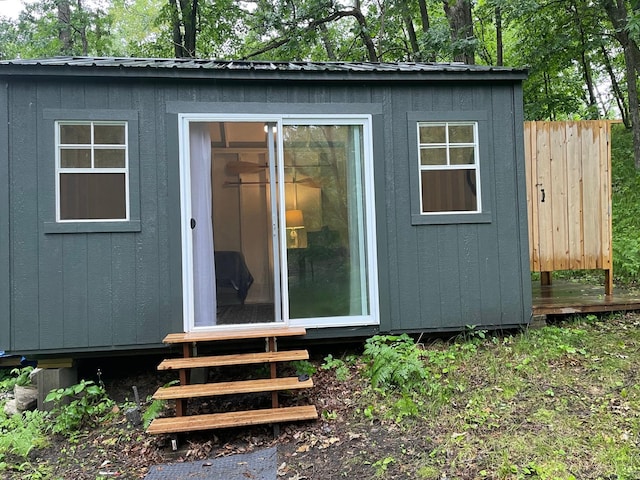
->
[0, 56, 528, 81]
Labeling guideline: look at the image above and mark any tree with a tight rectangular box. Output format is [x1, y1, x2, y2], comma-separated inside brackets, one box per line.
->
[602, 0, 640, 169]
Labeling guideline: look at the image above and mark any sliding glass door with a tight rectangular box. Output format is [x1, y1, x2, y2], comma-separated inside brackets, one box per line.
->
[281, 121, 374, 327]
[181, 115, 377, 331]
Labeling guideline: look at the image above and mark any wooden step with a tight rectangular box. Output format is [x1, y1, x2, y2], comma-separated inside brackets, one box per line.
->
[153, 377, 313, 400]
[158, 350, 309, 370]
[163, 327, 307, 344]
[147, 405, 318, 434]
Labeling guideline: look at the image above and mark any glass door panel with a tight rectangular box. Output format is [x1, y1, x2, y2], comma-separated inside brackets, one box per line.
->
[282, 124, 369, 319]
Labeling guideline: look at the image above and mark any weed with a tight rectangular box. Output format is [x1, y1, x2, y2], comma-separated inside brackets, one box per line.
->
[292, 360, 317, 377]
[45, 379, 115, 436]
[0, 409, 49, 459]
[321, 354, 349, 381]
[0, 366, 34, 393]
[372, 456, 395, 476]
[321, 409, 338, 420]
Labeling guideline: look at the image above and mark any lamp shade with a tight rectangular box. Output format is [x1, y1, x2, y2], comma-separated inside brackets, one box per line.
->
[286, 209, 304, 228]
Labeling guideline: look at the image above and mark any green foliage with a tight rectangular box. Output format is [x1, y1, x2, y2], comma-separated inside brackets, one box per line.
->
[0, 409, 49, 462]
[45, 379, 115, 436]
[0, 366, 33, 392]
[611, 125, 640, 284]
[321, 354, 349, 381]
[362, 334, 428, 394]
[292, 360, 317, 378]
[142, 398, 165, 429]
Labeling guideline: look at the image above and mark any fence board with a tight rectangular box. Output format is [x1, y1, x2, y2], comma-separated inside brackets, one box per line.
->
[524, 120, 613, 294]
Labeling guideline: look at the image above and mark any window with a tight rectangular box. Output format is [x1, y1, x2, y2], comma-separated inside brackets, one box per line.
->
[56, 121, 129, 221]
[417, 121, 480, 214]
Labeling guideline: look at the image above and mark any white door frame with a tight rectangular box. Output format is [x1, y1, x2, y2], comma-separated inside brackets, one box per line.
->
[178, 113, 380, 332]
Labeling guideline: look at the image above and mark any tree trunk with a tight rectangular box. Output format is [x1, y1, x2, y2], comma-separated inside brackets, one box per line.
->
[443, 0, 475, 64]
[318, 23, 336, 60]
[167, 0, 197, 57]
[76, 0, 88, 56]
[495, 6, 503, 66]
[570, 1, 599, 118]
[57, 0, 73, 54]
[601, 44, 629, 127]
[417, 0, 435, 61]
[181, 0, 197, 57]
[602, 0, 640, 168]
[400, 0, 420, 60]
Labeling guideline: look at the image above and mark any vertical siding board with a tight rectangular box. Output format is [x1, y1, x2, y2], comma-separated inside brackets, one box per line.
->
[111, 234, 137, 344]
[135, 86, 161, 344]
[491, 85, 525, 324]
[163, 85, 185, 336]
[437, 225, 463, 328]
[0, 81, 10, 350]
[148, 86, 173, 338]
[62, 235, 89, 348]
[392, 86, 421, 329]
[471, 86, 503, 325]
[457, 227, 482, 326]
[87, 235, 113, 346]
[511, 84, 532, 322]
[370, 98, 392, 331]
[10, 84, 40, 351]
[37, 84, 65, 349]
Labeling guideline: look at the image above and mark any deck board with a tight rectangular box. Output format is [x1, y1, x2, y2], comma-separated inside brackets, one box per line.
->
[532, 280, 640, 315]
[163, 327, 306, 344]
[146, 405, 318, 434]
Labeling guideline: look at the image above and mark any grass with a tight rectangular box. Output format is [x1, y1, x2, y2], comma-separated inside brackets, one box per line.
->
[356, 314, 640, 479]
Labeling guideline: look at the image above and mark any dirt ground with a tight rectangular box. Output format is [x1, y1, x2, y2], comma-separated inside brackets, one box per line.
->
[9, 349, 416, 480]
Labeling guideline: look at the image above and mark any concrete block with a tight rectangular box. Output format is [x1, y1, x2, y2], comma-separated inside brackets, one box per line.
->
[34, 367, 78, 411]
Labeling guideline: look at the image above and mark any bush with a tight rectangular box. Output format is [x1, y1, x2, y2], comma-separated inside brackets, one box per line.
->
[45, 380, 115, 436]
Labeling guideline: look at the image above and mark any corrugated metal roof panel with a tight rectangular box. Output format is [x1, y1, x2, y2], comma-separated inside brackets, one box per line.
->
[0, 56, 527, 80]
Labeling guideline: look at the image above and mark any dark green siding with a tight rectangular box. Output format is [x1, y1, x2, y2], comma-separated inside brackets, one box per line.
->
[0, 82, 9, 348]
[1, 74, 531, 355]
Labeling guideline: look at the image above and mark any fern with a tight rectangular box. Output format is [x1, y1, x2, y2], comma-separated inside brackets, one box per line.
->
[362, 334, 428, 394]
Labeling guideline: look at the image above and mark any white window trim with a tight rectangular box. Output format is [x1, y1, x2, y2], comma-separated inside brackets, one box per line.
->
[177, 113, 379, 332]
[55, 121, 130, 223]
[417, 121, 482, 215]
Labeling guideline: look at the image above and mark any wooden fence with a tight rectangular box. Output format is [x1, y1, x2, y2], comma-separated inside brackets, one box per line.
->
[524, 121, 613, 294]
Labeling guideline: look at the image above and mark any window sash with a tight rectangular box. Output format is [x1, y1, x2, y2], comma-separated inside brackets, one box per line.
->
[417, 121, 481, 215]
[55, 121, 130, 222]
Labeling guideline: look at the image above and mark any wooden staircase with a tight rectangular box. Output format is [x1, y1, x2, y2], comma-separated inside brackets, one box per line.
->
[147, 327, 318, 435]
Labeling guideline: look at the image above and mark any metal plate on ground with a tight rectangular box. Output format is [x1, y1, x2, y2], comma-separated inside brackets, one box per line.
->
[145, 446, 277, 480]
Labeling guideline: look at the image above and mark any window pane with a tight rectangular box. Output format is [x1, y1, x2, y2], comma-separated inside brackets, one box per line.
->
[60, 124, 90, 144]
[419, 125, 445, 144]
[420, 147, 447, 165]
[449, 125, 474, 143]
[450, 146, 475, 165]
[283, 124, 369, 319]
[94, 125, 126, 145]
[59, 173, 126, 220]
[95, 149, 126, 168]
[421, 169, 477, 212]
[60, 149, 91, 168]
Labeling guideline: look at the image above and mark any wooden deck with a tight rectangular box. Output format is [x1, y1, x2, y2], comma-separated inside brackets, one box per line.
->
[532, 280, 640, 315]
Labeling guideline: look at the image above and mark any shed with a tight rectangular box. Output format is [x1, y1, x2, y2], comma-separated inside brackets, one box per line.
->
[0, 57, 531, 356]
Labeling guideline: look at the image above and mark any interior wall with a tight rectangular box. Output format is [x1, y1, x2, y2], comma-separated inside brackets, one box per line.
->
[210, 122, 273, 305]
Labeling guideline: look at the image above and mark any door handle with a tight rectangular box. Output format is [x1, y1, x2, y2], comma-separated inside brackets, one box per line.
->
[540, 189, 545, 203]
[190, 218, 196, 229]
